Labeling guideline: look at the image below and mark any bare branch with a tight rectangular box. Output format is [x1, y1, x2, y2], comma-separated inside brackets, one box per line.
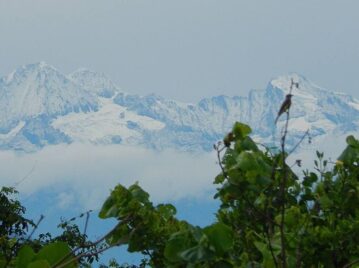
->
[83, 211, 91, 236]
[13, 161, 37, 187]
[27, 214, 44, 241]
[287, 130, 310, 157]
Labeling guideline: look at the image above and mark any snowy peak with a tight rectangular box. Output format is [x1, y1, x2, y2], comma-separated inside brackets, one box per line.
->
[265, 74, 359, 127]
[0, 62, 98, 131]
[69, 69, 119, 98]
[269, 73, 311, 92]
[267, 73, 356, 102]
[2, 62, 60, 85]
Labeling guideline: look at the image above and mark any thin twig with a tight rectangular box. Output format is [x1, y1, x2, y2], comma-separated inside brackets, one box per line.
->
[54, 242, 119, 268]
[52, 221, 124, 268]
[256, 142, 275, 158]
[279, 110, 290, 268]
[13, 161, 37, 187]
[27, 214, 44, 241]
[215, 143, 228, 179]
[83, 211, 91, 236]
[287, 130, 310, 156]
[55, 228, 135, 268]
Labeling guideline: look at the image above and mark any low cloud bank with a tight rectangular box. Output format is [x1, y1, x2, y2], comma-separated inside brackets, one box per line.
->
[0, 132, 351, 211]
[0, 144, 219, 210]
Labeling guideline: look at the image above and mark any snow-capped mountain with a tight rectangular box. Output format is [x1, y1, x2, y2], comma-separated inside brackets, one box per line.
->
[0, 63, 358, 152]
[68, 68, 118, 98]
[0, 63, 100, 150]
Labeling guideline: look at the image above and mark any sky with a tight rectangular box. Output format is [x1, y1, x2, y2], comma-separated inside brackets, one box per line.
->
[0, 0, 359, 102]
[1, 1, 358, 264]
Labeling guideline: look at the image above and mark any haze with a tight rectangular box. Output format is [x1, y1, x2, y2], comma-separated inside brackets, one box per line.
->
[1, 0, 358, 101]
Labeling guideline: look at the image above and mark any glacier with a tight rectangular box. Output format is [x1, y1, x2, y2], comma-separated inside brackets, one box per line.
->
[0, 62, 358, 152]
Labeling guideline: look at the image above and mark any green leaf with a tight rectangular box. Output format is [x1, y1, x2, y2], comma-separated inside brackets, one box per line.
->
[106, 223, 131, 246]
[285, 206, 301, 228]
[318, 195, 333, 210]
[128, 183, 150, 204]
[203, 223, 234, 255]
[27, 260, 51, 268]
[99, 184, 131, 219]
[303, 172, 318, 187]
[190, 226, 204, 242]
[338, 136, 359, 165]
[16, 245, 35, 268]
[214, 174, 225, 184]
[239, 136, 259, 152]
[164, 231, 193, 262]
[254, 241, 276, 268]
[35, 242, 75, 267]
[156, 204, 177, 219]
[236, 151, 258, 171]
[98, 196, 118, 219]
[180, 245, 212, 262]
[232, 122, 252, 139]
[338, 146, 358, 165]
[346, 135, 359, 147]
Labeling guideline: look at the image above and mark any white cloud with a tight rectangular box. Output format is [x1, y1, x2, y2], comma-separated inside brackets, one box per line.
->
[0, 131, 351, 211]
[0, 144, 219, 210]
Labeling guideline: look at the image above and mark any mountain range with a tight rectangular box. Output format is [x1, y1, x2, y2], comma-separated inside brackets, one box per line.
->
[0, 62, 358, 152]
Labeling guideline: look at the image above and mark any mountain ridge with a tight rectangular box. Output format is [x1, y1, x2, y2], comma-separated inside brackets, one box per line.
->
[0, 62, 358, 152]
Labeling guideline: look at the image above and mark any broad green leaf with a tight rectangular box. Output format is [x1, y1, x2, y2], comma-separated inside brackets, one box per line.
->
[98, 196, 118, 219]
[285, 206, 301, 228]
[35, 242, 75, 267]
[106, 223, 131, 246]
[214, 174, 225, 184]
[180, 245, 212, 262]
[346, 135, 359, 147]
[203, 223, 234, 255]
[190, 226, 204, 242]
[164, 232, 193, 262]
[27, 260, 51, 268]
[236, 136, 259, 152]
[129, 183, 150, 204]
[338, 137, 359, 165]
[255, 175, 272, 187]
[16, 245, 35, 268]
[236, 151, 258, 171]
[99, 184, 131, 218]
[254, 241, 276, 268]
[232, 122, 252, 139]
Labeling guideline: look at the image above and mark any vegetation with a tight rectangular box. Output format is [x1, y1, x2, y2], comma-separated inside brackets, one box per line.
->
[1, 92, 359, 267]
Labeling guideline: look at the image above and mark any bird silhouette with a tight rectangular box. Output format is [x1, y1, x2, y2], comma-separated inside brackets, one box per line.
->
[275, 94, 293, 124]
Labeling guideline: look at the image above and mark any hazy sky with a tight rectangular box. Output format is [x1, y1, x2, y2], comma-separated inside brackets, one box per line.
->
[1, 0, 359, 101]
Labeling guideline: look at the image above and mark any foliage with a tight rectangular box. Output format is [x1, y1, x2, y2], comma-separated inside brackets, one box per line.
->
[0, 187, 34, 267]
[1, 108, 359, 266]
[94, 123, 359, 267]
[0, 188, 105, 267]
